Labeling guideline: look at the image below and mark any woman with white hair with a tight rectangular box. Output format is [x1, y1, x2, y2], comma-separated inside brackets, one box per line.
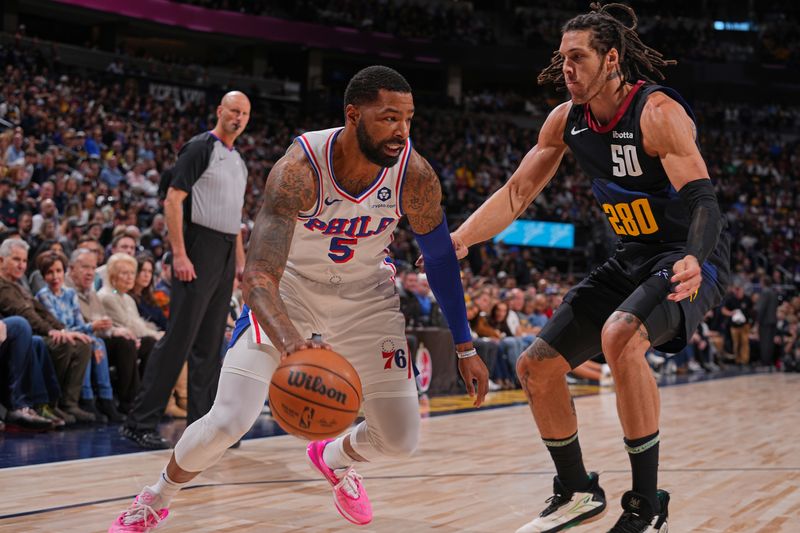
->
[98, 253, 162, 375]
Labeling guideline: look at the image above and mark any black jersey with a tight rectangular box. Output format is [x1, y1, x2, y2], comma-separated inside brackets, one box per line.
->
[563, 81, 729, 292]
[564, 81, 705, 245]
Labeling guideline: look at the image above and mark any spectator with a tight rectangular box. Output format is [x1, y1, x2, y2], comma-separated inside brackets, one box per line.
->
[721, 284, 754, 366]
[65, 248, 143, 414]
[95, 232, 137, 290]
[16, 210, 34, 247]
[100, 154, 124, 189]
[0, 179, 21, 228]
[131, 253, 168, 331]
[0, 315, 55, 429]
[4, 131, 25, 166]
[153, 251, 172, 318]
[755, 277, 779, 368]
[400, 271, 445, 328]
[0, 238, 94, 422]
[35, 250, 123, 422]
[98, 253, 162, 360]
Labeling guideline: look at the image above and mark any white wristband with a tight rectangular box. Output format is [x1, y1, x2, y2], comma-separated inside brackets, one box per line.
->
[456, 348, 478, 359]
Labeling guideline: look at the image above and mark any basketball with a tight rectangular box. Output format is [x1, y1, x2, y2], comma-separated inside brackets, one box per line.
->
[268, 348, 363, 440]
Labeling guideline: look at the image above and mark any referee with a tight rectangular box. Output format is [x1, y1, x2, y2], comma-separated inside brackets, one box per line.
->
[122, 91, 250, 449]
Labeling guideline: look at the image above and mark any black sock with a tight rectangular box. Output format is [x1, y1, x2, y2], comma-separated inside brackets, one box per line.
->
[544, 432, 591, 492]
[625, 431, 660, 513]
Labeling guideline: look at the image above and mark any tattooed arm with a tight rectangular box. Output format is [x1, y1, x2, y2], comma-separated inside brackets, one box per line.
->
[402, 150, 445, 234]
[241, 143, 318, 357]
[403, 150, 489, 406]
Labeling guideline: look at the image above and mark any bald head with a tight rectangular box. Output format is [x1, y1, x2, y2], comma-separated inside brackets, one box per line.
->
[221, 91, 250, 108]
[213, 90, 251, 144]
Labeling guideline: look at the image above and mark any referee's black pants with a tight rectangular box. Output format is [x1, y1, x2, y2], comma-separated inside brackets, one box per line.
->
[126, 224, 236, 431]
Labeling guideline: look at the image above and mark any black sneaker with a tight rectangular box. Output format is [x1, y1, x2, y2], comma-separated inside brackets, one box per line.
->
[120, 425, 171, 450]
[80, 398, 108, 424]
[608, 489, 669, 532]
[515, 472, 607, 533]
[97, 398, 125, 423]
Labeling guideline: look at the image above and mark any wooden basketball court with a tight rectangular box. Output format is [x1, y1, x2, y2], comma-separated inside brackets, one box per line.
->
[2, 373, 798, 532]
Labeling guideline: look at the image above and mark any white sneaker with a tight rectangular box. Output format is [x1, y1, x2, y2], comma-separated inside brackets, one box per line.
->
[646, 352, 666, 367]
[516, 473, 606, 533]
[488, 380, 502, 392]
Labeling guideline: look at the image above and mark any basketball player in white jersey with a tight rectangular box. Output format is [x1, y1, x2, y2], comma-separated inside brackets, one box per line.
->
[109, 66, 488, 532]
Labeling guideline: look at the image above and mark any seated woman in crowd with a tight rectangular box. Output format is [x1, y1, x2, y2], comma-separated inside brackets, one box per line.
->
[98, 253, 162, 377]
[129, 251, 187, 418]
[131, 253, 167, 331]
[467, 301, 516, 389]
[28, 239, 66, 295]
[488, 301, 526, 389]
[35, 251, 123, 422]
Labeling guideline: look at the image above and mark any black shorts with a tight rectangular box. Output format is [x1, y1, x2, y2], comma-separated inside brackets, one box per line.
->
[539, 241, 728, 369]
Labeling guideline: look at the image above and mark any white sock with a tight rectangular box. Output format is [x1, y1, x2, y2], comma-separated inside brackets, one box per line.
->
[147, 468, 187, 508]
[322, 435, 354, 470]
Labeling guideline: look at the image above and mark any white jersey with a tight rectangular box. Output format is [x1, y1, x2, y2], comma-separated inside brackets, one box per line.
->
[288, 127, 412, 285]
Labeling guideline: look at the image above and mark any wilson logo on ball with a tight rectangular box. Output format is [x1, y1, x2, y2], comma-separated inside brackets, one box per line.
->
[287, 371, 348, 405]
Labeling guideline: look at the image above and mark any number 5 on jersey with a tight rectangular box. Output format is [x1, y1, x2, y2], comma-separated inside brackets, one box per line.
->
[328, 237, 357, 263]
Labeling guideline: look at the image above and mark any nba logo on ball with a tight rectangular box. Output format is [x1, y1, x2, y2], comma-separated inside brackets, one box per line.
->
[299, 406, 315, 429]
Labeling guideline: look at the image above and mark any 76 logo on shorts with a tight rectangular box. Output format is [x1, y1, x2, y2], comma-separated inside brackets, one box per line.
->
[380, 339, 407, 371]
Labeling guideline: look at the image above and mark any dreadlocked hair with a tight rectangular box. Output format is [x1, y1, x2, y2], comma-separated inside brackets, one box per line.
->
[538, 2, 677, 88]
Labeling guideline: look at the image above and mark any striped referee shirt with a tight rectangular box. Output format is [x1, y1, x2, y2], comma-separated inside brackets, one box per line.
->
[170, 132, 247, 235]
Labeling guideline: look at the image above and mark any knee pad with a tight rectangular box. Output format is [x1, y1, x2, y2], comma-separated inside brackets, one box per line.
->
[352, 396, 420, 460]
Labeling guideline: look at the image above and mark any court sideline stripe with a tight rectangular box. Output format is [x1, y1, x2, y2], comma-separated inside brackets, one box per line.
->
[3, 465, 800, 520]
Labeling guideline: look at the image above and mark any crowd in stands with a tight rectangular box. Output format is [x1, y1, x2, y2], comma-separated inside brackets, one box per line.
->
[170, 0, 798, 65]
[0, 23, 798, 431]
[173, 0, 497, 45]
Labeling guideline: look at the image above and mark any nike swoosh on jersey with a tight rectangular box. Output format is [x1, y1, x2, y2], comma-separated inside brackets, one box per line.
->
[324, 197, 342, 205]
[571, 126, 589, 135]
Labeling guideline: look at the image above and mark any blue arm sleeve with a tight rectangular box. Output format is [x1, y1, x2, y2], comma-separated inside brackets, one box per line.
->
[413, 215, 472, 345]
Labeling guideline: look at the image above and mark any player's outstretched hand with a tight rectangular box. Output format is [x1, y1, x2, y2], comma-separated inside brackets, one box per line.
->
[415, 234, 468, 268]
[458, 355, 489, 407]
[669, 254, 702, 302]
[281, 338, 334, 361]
[450, 233, 468, 260]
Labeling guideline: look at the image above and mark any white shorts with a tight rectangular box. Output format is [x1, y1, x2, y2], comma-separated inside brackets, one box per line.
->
[227, 269, 416, 400]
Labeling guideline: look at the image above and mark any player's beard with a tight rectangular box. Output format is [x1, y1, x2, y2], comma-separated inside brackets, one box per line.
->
[569, 62, 607, 105]
[356, 120, 401, 167]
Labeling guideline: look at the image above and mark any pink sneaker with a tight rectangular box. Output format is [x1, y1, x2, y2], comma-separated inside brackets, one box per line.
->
[108, 488, 169, 532]
[307, 439, 373, 525]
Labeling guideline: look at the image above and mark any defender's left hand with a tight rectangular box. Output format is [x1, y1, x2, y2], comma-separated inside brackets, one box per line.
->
[458, 356, 489, 407]
[669, 255, 702, 302]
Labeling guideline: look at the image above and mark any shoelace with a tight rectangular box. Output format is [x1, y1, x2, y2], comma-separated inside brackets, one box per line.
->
[333, 467, 363, 499]
[610, 512, 651, 533]
[541, 493, 569, 516]
[122, 497, 164, 526]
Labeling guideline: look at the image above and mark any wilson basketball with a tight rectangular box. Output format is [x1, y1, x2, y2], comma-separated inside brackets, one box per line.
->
[268, 348, 362, 440]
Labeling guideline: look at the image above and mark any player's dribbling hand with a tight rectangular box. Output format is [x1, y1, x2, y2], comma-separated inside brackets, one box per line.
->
[669, 254, 702, 302]
[281, 338, 334, 361]
[458, 356, 489, 407]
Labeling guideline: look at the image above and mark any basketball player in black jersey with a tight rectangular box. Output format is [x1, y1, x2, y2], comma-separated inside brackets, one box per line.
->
[452, 3, 729, 532]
